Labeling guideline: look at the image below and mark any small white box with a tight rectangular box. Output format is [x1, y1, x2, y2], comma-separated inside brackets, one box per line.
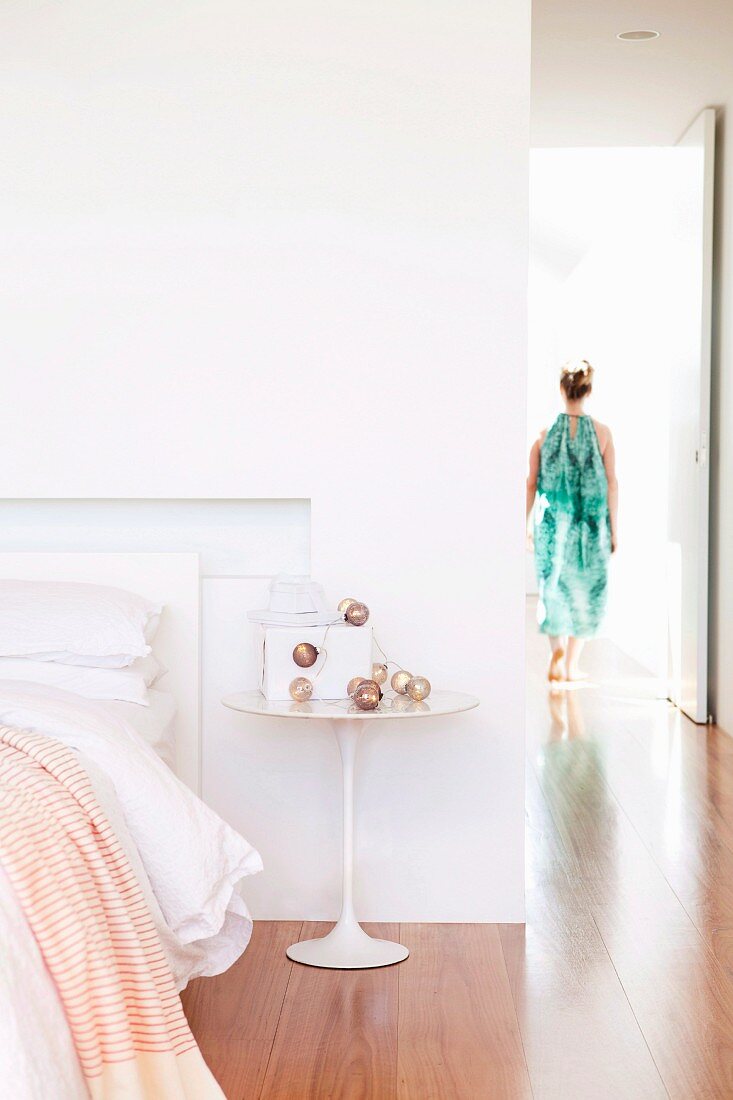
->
[256, 622, 373, 700]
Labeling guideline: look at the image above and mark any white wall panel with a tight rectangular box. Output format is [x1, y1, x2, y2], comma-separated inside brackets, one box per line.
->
[202, 577, 341, 920]
[0, 499, 309, 576]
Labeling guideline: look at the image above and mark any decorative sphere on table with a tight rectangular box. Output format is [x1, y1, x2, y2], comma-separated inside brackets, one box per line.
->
[347, 676, 367, 697]
[406, 676, 431, 702]
[353, 679, 381, 711]
[338, 597, 357, 613]
[372, 662, 388, 685]
[391, 670, 413, 695]
[289, 676, 314, 702]
[345, 601, 369, 627]
[292, 642, 319, 668]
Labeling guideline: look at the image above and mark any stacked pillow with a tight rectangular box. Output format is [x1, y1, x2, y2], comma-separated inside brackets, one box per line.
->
[0, 580, 165, 705]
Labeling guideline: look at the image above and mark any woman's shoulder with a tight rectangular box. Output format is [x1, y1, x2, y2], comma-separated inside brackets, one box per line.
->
[591, 418, 612, 451]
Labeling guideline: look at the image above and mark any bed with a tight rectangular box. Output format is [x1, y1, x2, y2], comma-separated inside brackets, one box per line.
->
[0, 554, 262, 1099]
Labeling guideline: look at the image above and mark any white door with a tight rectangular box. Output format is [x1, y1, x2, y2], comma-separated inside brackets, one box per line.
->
[667, 108, 715, 723]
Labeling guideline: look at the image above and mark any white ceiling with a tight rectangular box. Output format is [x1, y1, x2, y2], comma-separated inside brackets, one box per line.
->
[532, 0, 733, 146]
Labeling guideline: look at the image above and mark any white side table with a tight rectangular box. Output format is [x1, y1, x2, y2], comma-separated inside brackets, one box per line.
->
[221, 689, 479, 969]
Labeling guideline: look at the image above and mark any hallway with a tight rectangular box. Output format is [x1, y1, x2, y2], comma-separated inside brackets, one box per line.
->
[517, 609, 733, 1096]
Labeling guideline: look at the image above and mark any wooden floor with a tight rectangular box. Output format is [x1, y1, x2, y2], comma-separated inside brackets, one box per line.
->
[183, 618, 733, 1098]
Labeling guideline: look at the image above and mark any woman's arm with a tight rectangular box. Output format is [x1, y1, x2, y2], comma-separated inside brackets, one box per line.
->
[526, 438, 541, 524]
[603, 430, 619, 552]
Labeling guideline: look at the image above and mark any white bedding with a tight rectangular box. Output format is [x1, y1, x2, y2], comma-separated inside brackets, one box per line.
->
[0, 680, 262, 1099]
[99, 688, 178, 767]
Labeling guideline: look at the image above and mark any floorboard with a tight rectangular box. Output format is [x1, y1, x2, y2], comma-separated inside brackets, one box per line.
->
[593, 901, 733, 1098]
[181, 920, 301, 1099]
[523, 607, 733, 1098]
[499, 765, 666, 1098]
[397, 923, 531, 1099]
[259, 922, 399, 1100]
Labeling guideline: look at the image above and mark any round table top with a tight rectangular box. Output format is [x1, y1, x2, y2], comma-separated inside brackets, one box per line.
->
[221, 689, 479, 722]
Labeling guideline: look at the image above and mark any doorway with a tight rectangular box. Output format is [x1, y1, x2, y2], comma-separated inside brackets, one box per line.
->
[526, 114, 714, 708]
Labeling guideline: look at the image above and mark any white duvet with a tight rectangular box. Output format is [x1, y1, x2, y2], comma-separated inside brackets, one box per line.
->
[0, 681, 263, 1100]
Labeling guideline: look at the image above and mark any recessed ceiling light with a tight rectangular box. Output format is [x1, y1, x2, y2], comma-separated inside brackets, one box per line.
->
[617, 29, 660, 41]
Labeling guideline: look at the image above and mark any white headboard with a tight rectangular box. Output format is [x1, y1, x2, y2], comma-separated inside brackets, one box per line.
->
[0, 552, 201, 792]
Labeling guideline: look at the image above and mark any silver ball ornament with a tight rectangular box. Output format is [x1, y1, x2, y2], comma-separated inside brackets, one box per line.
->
[293, 642, 319, 668]
[289, 676, 313, 702]
[372, 663, 388, 685]
[345, 601, 369, 627]
[391, 670, 413, 695]
[353, 679, 380, 711]
[406, 676, 431, 702]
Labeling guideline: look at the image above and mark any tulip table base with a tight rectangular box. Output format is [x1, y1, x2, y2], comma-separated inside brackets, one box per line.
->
[286, 720, 408, 969]
[221, 690, 479, 969]
[286, 923, 409, 969]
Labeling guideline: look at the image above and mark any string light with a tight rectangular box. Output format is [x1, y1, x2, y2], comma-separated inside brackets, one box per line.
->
[283, 604, 433, 710]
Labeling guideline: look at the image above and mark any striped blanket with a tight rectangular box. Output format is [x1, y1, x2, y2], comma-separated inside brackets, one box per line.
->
[0, 725, 224, 1099]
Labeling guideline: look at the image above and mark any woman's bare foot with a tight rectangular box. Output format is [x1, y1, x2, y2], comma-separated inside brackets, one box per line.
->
[548, 647, 565, 682]
[566, 666, 588, 682]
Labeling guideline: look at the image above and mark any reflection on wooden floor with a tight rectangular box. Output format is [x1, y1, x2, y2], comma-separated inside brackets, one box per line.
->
[183, 613, 733, 1098]
[517, 606, 733, 1098]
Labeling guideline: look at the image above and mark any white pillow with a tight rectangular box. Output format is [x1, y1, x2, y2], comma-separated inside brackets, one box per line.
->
[24, 615, 163, 669]
[0, 580, 162, 662]
[0, 655, 166, 706]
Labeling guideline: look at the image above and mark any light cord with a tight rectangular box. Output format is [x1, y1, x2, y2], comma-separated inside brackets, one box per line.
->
[281, 620, 411, 710]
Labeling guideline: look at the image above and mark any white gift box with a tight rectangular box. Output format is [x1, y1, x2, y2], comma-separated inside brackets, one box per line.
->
[256, 622, 373, 701]
[248, 575, 342, 627]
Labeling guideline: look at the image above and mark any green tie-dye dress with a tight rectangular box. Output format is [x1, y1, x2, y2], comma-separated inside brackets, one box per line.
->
[534, 414, 611, 638]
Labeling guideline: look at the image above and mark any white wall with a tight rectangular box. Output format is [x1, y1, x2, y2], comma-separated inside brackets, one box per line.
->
[0, 2, 530, 920]
[529, 149, 679, 679]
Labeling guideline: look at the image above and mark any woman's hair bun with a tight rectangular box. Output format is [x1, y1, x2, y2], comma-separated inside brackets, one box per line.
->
[560, 359, 594, 400]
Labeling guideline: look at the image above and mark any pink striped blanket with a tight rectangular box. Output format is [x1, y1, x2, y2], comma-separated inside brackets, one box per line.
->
[0, 725, 225, 1099]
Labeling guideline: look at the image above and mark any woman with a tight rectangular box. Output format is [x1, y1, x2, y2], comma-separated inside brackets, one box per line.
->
[526, 361, 618, 682]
